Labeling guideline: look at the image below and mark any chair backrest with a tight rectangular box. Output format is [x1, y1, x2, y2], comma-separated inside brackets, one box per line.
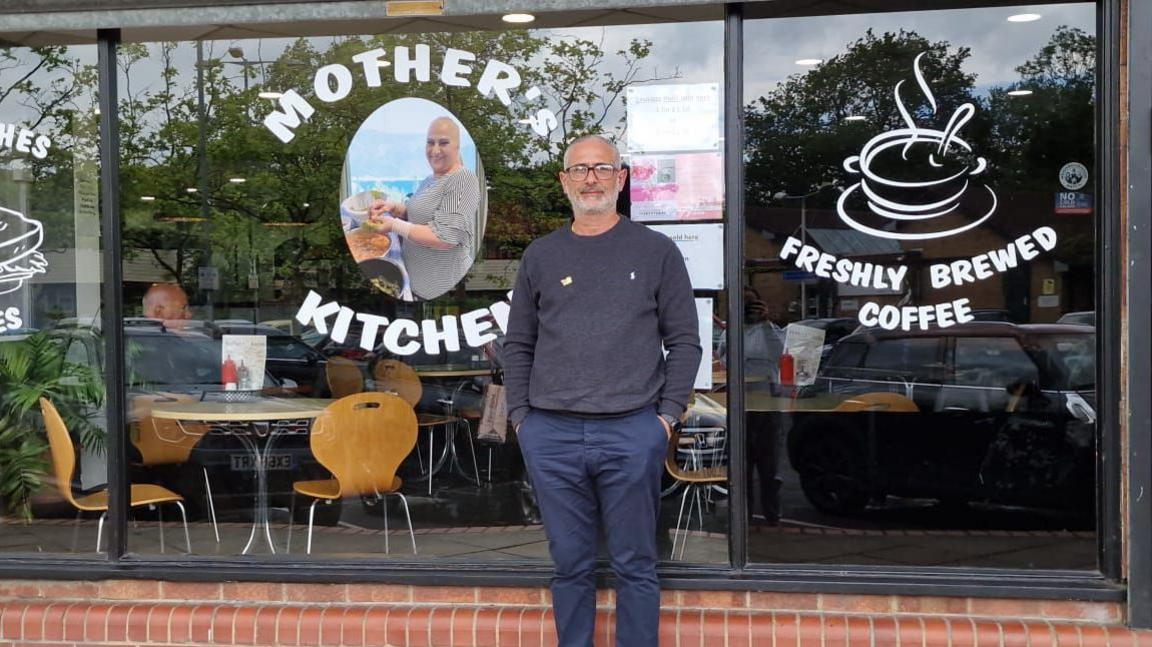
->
[372, 359, 422, 407]
[326, 356, 365, 398]
[308, 392, 418, 497]
[833, 391, 918, 413]
[129, 394, 207, 466]
[665, 427, 728, 484]
[38, 397, 81, 508]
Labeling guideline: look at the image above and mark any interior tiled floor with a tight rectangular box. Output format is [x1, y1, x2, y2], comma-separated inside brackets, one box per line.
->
[1, 441, 1095, 570]
[1, 492, 1093, 571]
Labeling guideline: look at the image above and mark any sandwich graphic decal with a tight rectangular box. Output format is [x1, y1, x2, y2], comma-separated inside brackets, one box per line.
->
[0, 206, 49, 296]
[836, 52, 996, 241]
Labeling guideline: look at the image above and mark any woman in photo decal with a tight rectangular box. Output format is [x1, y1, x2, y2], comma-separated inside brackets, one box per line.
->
[366, 116, 480, 300]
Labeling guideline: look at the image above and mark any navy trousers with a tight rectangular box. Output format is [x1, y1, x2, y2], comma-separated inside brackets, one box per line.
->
[518, 406, 668, 647]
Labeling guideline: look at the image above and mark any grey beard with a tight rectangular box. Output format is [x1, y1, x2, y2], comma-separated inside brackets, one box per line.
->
[570, 192, 617, 215]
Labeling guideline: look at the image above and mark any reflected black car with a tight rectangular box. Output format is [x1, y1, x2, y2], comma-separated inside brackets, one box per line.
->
[787, 322, 1096, 516]
[1057, 310, 1095, 327]
[793, 317, 860, 359]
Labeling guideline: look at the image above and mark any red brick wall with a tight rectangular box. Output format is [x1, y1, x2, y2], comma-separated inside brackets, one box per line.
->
[1, 579, 1148, 646]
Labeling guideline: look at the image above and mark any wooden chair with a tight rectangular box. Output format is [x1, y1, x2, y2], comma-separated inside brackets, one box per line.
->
[288, 393, 418, 554]
[373, 359, 477, 493]
[665, 425, 727, 560]
[325, 356, 365, 398]
[833, 391, 919, 413]
[40, 397, 191, 553]
[129, 393, 220, 542]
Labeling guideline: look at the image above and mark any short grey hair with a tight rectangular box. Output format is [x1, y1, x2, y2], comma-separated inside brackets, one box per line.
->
[562, 134, 622, 168]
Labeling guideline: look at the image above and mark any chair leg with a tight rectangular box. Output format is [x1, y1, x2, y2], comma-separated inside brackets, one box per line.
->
[428, 427, 435, 495]
[672, 484, 691, 560]
[203, 468, 220, 543]
[156, 503, 165, 554]
[286, 491, 297, 555]
[382, 495, 390, 554]
[463, 419, 481, 484]
[396, 492, 417, 555]
[305, 499, 319, 555]
[96, 512, 106, 552]
[71, 511, 83, 552]
[174, 501, 192, 554]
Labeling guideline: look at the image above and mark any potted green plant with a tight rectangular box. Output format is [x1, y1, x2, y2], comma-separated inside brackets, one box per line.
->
[0, 331, 105, 519]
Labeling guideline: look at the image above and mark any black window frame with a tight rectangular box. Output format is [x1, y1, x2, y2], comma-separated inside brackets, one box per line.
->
[0, 0, 1143, 623]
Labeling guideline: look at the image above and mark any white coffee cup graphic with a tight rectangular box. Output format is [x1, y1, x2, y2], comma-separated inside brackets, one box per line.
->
[837, 53, 997, 241]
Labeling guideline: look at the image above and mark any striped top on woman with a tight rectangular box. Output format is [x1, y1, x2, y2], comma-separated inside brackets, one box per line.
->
[400, 167, 481, 300]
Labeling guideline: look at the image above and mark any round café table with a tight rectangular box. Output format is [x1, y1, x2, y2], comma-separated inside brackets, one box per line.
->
[149, 398, 331, 554]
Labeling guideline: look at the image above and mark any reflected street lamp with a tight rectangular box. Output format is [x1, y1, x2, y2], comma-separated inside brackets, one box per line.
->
[773, 182, 842, 318]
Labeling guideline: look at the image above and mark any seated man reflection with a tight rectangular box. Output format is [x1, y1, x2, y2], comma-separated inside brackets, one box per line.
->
[143, 283, 192, 330]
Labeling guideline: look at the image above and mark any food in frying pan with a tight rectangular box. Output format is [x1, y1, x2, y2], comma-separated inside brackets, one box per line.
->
[345, 227, 392, 263]
[359, 258, 404, 298]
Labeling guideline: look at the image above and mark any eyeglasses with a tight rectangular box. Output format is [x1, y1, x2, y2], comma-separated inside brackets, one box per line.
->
[563, 163, 618, 181]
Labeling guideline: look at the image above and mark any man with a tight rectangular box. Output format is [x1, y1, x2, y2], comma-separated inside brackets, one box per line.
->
[142, 283, 191, 329]
[504, 135, 701, 646]
[719, 286, 786, 524]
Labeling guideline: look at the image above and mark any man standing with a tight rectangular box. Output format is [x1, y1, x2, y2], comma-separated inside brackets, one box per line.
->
[504, 135, 701, 646]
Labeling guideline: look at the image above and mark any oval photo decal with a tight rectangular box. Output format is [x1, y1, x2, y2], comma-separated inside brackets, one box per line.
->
[340, 98, 486, 301]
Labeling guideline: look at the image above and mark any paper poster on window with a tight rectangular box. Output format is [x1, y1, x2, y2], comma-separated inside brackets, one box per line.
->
[648, 223, 724, 291]
[221, 334, 267, 391]
[783, 324, 826, 387]
[630, 153, 724, 222]
[625, 83, 720, 154]
[695, 298, 714, 391]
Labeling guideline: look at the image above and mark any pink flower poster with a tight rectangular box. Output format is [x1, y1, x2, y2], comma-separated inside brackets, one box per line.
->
[630, 152, 724, 222]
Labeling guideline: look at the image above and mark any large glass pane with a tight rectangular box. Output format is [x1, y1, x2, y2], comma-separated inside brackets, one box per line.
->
[741, 1, 1098, 569]
[1, 43, 105, 554]
[119, 20, 727, 563]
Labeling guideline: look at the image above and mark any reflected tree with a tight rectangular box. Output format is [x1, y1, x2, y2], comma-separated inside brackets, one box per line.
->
[744, 29, 979, 208]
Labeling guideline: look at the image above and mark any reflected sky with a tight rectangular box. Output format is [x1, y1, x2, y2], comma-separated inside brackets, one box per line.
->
[744, 3, 1095, 101]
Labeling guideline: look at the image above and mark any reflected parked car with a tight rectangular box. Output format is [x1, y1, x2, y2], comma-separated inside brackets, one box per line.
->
[788, 322, 1096, 516]
[1057, 310, 1095, 326]
[793, 317, 859, 359]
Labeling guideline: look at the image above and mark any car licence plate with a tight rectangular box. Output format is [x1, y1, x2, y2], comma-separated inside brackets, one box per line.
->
[230, 453, 294, 471]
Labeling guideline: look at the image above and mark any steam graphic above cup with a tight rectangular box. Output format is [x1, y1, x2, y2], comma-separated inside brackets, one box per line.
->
[0, 206, 49, 296]
[836, 53, 997, 241]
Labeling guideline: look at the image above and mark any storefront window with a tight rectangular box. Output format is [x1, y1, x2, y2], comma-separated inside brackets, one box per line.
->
[118, 20, 728, 562]
[740, 1, 1098, 570]
[1, 43, 105, 554]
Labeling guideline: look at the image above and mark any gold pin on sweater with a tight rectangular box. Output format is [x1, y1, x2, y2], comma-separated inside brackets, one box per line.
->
[561, 276, 573, 286]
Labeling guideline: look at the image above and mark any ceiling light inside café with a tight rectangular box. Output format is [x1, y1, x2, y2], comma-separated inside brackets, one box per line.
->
[154, 214, 206, 223]
[1007, 13, 1042, 22]
[502, 13, 536, 24]
[845, 115, 867, 121]
[795, 58, 823, 66]
[1007, 89, 1034, 96]
[229, 177, 247, 183]
[258, 91, 283, 99]
[140, 196, 156, 201]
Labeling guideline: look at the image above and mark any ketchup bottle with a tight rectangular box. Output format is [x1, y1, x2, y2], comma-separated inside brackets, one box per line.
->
[779, 352, 795, 397]
[221, 355, 238, 391]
